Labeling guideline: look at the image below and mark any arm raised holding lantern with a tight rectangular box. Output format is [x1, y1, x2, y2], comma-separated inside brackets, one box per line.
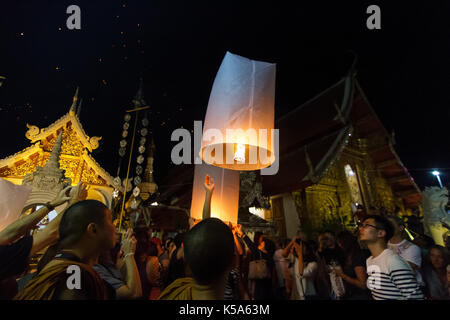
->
[0, 185, 72, 245]
[202, 174, 215, 220]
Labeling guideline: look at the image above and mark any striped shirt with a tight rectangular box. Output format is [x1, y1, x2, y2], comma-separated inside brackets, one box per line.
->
[366, 249, 424, 300]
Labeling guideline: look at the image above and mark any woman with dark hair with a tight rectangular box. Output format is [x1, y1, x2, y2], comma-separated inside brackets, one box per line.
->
[334, 230, 370, 300]
[422, 245, 449, 300]
[235, 225, 275, 300]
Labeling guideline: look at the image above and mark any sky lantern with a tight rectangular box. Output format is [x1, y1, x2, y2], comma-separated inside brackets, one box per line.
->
[191, 52, 276, 224]
[200, 51, 276, 170]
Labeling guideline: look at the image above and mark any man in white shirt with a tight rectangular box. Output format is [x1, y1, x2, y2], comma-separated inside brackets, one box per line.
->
[359, 215, 424, 300]
[387, 215, 423, 285]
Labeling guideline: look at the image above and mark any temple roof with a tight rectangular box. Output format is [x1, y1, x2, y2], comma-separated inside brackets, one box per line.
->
[261, 77, 422, 208]
[0, 89, 115, 188]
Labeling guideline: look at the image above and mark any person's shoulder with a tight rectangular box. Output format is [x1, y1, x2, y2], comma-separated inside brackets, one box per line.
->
[386, 250, 412, 270]
[406, 241, 421, 253]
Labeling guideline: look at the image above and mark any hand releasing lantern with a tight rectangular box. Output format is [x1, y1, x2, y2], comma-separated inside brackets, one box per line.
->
[200, 51, 276, 170]
[190, 163, 240, 224]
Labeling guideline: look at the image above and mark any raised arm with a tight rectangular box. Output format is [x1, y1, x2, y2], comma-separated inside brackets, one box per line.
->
[30, 182, 88, 256]
[202, 174, 214, 220]
[293, 241, 304, 276]
[116, 228, 142, 299]
[0, 185, 72, 245]
[235, 224, 258, 254]
[232, 225, 244, 256]
[282, 236, 299, 258]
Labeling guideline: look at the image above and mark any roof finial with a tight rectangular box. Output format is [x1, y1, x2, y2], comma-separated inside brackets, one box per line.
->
[76, 98, 83, 119]
[69, 87, 79, 115]
[132, 79, 146, 108]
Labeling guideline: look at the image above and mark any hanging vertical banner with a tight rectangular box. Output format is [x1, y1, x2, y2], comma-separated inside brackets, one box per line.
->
[190, 162, 240, 224]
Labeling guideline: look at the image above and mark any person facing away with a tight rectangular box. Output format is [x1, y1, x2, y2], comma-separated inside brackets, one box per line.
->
[334, 231, 371, 300]
[234, 226, 276, 300]
[15, 200, 117, 300]
[422, 245, 449, 300]
[159, 218, 235, 300]
[387, 215, 423, 286]
[358, 214, 424, 300]
[93, 228, 142, 300]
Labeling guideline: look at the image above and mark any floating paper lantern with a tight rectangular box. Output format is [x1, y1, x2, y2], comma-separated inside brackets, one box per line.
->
[190, 162, 240, 224]
[201, 51, 276, 171]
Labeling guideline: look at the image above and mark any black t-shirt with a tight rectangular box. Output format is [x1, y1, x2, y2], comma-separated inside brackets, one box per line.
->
[318, 247, 344, 266]
[342, 249, 371, 299]
[0, 236, 33, 280]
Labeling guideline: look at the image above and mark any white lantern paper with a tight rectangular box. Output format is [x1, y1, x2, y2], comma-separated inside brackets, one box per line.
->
[190, 162, 240, 224]
[201, 51, 276, 171]
[0, 178, 31, 231]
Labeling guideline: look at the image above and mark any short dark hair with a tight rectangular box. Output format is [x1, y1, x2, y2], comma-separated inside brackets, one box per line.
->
[362, 214, 394, 242]
[183, 218, 234, 285]
[387, 215, 405, 227]
[59, 200, 109, 248]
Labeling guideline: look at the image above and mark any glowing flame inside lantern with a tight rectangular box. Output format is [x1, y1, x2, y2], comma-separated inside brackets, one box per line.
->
[234, 143, 245, 163]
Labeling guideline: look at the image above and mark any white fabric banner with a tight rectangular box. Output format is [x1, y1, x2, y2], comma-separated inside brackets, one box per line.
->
[0, 178, 32, 231]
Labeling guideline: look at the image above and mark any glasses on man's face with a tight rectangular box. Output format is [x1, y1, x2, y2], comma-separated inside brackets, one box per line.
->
[358, 223, 380, 230]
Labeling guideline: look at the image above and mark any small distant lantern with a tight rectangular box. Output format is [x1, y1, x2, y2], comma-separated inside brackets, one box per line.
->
[200, 52, 276, 171]
[190, 162, 240, 224]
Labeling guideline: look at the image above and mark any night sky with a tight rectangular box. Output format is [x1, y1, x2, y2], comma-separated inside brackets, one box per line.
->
[0, 1, 449, 190]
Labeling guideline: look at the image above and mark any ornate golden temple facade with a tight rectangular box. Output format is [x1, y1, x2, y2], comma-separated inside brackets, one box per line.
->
[0, 89, 116, 209]
[263, 77, 422, 239]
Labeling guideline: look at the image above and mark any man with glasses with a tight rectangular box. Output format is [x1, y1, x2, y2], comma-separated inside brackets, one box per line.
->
[359, 215, 424, 300]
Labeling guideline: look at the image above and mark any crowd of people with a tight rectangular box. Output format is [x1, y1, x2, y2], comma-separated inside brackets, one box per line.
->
[0, 178, 449, 300]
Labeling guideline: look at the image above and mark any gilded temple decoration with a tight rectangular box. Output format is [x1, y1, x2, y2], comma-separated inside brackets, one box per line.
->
[0, 88, 116, 207]
[344, 164, 363, 205]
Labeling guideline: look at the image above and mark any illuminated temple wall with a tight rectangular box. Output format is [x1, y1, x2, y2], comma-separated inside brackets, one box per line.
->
[274, 137, 407, 239]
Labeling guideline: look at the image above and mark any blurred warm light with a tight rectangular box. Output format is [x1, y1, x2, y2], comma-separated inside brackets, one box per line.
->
[234, 143, 245, 163]
[151, 202, 158, 206]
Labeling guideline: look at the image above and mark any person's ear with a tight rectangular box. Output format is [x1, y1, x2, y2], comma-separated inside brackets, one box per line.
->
[378, 229, 386, 239]
[86, 223, 98, 235]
